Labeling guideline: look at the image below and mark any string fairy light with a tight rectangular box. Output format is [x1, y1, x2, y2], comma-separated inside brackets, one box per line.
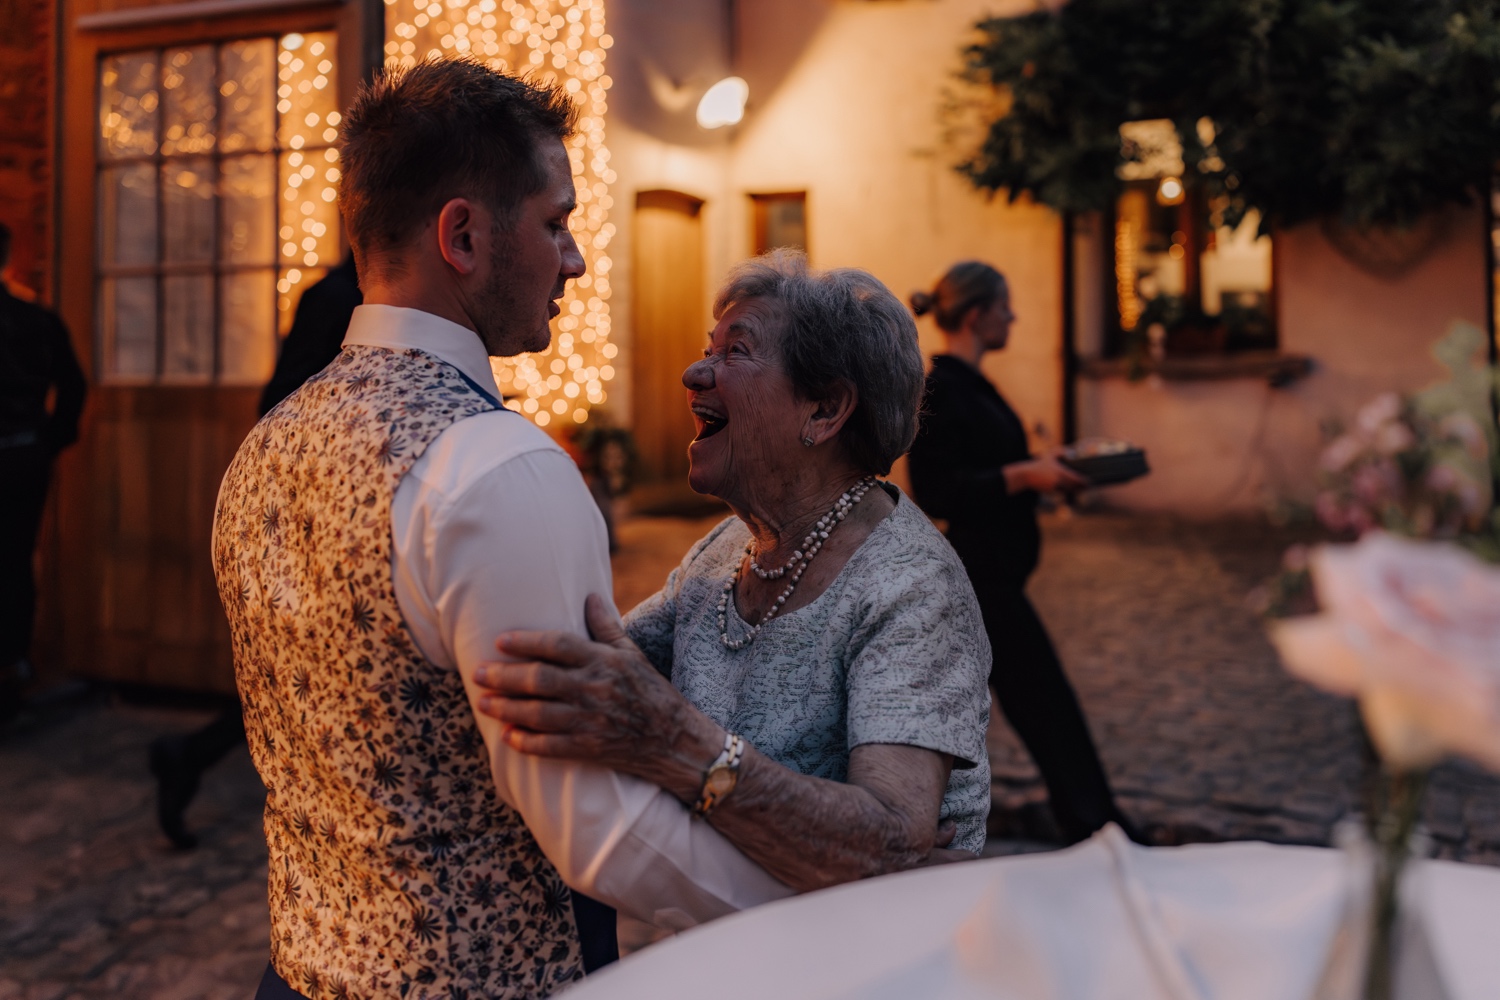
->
[275, 31, 342, 332]
[385, 0, 616, 428]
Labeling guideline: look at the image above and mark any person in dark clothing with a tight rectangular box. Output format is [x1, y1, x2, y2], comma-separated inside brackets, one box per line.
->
[907, 260, 1137, 845]
[0, 222, 87, 720]
[257, 254, 361, 415]
[150, 256, 360, 849]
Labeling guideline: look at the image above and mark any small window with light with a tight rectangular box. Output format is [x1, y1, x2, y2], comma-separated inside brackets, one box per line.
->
[1111, 119, 1275, 358]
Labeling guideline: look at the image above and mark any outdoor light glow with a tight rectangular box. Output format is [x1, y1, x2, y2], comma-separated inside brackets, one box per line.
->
[277, 30, 342, 330]
[386, 0, 615, 428]
[1157, 176, 1185, 205]
[696, 76, 748, 129]
[1114, 219, 1141, 331]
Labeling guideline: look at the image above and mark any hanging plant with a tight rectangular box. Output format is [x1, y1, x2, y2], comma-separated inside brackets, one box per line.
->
[956, 0, 1500, 232]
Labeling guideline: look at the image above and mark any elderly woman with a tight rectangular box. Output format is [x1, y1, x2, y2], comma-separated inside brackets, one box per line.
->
[475, 251, 991, 893]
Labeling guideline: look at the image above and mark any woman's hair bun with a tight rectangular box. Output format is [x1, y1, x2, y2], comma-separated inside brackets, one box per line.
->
[909, 290, 935, 316]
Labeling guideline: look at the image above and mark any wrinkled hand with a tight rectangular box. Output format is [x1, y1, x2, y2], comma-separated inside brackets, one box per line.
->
[916, 819, 977, 867]
[474, 594, 716, 796]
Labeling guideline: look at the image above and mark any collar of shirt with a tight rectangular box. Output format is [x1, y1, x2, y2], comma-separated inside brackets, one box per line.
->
[342, 304, 502, 400]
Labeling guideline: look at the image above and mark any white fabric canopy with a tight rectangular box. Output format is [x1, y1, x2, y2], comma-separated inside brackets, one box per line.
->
[566, 828, 1500, 1000]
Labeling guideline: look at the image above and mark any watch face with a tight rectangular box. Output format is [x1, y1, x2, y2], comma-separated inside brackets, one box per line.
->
[705, 766, 737, 798]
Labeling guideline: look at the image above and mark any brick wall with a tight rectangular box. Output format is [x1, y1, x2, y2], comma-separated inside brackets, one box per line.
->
[0, 0, 53, 300]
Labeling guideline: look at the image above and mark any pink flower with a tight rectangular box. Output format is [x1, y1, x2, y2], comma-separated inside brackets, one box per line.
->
[1269, 533, 1500, 771]
[1351, 462, 1398, 507]
[1355, 392, 1402, 435]
[1439, 412, 1489, 462]
[1374, 421, 1415, 455]
[1426, 464, 1458, 493]
[1320, 434, 1364, 474]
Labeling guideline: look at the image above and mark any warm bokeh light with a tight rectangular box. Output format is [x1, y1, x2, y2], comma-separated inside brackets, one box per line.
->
[276, 31, 341, 333]
[96, 32, 340, 381]
[385, 0, 615, 427]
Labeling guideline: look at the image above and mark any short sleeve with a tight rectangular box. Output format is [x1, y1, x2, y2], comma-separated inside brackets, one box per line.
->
[624, 587, 676, 678]
[624, 516, 742, 679]
[842, 531, 991, 770]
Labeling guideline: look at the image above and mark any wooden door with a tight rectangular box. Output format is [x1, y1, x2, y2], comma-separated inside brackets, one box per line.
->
[49, 9, 367, 693]
[83, 388, 259, 693]
[631, 189, 707, 513]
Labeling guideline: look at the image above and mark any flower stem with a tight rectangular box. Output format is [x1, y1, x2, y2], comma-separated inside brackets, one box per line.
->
[1363, 767, 1428, 1000]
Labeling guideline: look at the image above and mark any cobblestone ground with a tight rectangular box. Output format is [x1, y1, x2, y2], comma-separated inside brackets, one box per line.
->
[3, 511, 1499, 999]
[0, 702, 269, 1000]
[995, 512, 1500, 864]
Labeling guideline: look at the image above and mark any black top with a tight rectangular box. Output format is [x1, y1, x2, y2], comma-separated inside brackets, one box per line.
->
[258, 255, 362, 416]
[907, 354, 1040, 587]
[0, 286, 87, 453]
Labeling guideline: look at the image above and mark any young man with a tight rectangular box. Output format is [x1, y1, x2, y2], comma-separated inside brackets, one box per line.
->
[211, 61, 788, 1000]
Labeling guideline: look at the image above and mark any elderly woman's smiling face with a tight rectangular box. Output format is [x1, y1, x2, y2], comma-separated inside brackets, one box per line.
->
[682, 298, 812, 504]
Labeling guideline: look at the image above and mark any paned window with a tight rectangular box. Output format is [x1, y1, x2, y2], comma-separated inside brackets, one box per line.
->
[1110, 120, 1275, 357]
[750, 192, 808, 258]
[96, 31, 341, 384]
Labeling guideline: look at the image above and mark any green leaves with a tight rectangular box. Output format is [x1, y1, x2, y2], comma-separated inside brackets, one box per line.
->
[958, 0, 1500, 229]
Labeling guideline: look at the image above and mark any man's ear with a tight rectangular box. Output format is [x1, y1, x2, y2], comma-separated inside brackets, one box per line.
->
[801, 381, 858, 448]
[435, 197, 483, 275]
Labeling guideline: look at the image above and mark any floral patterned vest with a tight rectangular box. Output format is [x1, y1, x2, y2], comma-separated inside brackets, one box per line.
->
[212, 345, 582, 1000]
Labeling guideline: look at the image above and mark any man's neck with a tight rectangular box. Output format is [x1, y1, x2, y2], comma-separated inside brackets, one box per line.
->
[362, 283, 479, 338]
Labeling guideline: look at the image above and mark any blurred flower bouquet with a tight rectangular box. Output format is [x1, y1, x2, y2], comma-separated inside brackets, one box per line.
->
[1263, 324, 1500, 999]
[1313, 324, 1500, 557]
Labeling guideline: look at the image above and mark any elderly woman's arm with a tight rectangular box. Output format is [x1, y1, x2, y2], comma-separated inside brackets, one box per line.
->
[708, 741, 957, 888]
[475, 596, 968, 892]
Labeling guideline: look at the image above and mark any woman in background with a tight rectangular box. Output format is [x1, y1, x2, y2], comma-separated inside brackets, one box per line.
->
[907, 261, 1138, 844]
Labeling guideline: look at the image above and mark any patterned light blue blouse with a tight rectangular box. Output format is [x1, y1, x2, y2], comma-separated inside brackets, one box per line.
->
[625, 484, 993, 853]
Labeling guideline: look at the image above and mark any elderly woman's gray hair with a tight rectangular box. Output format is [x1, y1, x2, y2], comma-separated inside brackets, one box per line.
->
[713, 250, 925, 476]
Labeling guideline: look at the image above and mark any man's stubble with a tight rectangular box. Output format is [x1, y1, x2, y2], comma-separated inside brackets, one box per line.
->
[473, 219, 553, 359]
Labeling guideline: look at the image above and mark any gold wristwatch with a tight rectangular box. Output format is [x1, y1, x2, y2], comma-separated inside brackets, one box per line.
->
[691, 732, 744, 818]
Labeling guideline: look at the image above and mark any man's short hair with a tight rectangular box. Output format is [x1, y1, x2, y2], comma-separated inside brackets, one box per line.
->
[338, 59, 577, 280]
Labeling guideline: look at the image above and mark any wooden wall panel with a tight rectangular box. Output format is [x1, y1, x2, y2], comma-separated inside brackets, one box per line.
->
[631, 189, 705, 512]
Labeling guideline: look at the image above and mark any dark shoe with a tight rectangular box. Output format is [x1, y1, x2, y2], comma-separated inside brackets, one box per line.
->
[149, 736, 201, 849]
[0, 658, 33, 723]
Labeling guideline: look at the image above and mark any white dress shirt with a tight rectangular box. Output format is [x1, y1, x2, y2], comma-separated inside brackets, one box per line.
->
[344, 304, 793, 930]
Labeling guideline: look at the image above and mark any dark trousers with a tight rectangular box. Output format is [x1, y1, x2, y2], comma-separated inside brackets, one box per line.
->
[0, 444, 52, 667]
[254, 891, 618, 998]
[178, 702, 247, 768]
[967, 571, 1127, 843]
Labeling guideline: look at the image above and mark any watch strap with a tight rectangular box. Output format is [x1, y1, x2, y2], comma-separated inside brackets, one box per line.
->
[691, 732, 744, 818]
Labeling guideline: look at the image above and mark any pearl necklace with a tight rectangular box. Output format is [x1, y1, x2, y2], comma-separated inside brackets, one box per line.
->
[718, 477, 878, 650]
